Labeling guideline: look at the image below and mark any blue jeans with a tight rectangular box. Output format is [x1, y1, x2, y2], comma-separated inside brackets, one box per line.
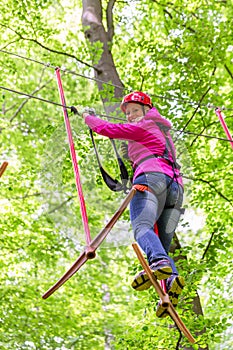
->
[130, 172, 184, 275]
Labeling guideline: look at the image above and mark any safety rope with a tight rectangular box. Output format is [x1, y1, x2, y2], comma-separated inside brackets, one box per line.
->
[215, 108, 233, 150]
[55, 68, 92, 245]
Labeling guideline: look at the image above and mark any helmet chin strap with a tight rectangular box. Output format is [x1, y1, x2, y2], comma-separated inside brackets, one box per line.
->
[142, 105, 146, 116]
[142, 105, 152, 116]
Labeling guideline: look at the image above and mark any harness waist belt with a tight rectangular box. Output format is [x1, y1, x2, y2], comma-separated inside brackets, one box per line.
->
[133, 154, 172, 171]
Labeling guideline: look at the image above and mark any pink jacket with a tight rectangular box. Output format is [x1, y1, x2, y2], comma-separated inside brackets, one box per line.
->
[85, 107, 183, 187]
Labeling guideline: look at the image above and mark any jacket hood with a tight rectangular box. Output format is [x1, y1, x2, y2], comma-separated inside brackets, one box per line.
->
[144, 107, 172, 130]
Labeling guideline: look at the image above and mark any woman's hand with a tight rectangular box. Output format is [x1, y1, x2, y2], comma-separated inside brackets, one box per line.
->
[82, 112, 89, 119]
[82, 107, 96, 119]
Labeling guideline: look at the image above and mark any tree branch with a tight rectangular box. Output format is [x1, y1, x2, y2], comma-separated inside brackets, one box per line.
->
[175, 86, 211, 141]
[7, 192, 44, 200]
[189, 119, 220, 146]
[47, 196, 75, 214]
[201, 231, 215, 260]
[0, 38, 21, 50]
[175, 329, 183, 350]
[0, 23, 98, 71]
[106, 0, 116, 42]
[183, 175, 232, 205]
[9, 75, 54, 123]
[81, 0, 124, 110]
[152, 0, 196, 33]
[224, 64, 233, 80]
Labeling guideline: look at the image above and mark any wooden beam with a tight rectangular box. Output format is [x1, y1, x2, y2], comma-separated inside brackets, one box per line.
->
[42, 187, 137, 299]
[0, 162, 8, 177]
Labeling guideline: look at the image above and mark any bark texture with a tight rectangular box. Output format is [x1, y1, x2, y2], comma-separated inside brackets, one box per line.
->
[82, 0, 124, 113]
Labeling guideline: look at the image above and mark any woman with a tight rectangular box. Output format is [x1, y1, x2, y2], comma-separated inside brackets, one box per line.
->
[82, 91, 185, 316]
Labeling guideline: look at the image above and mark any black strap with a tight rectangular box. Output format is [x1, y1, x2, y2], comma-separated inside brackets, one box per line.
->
[163, 131, 181, 170]
[109, 138, 130, 191]
[89, 129, 130, 193]
[159, 127, 182, 197]
[132, 124, 182, 197]
[133, 124, 180, 171]
[71, 107, 130, 192]
[133, 154, 168, 171]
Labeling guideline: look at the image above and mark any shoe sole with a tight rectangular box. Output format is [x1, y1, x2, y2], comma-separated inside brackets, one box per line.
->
[154, 266, 173, 280]
[168, 276, 185, 307]
[131, 274, 151, 291]
[156, 276, 185, 318]
[132, 266, 172, 291]
[156, 304, 169, 318]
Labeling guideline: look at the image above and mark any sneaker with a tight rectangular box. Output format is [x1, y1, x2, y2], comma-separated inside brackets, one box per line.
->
[156, 301, 169, 318]
[156, 275, 185, 318]
[166, 275, 185, 307]
[131, 259, 172, 291]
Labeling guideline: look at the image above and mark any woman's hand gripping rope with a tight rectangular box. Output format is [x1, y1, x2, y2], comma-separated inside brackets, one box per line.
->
[81, 107, 96, 119]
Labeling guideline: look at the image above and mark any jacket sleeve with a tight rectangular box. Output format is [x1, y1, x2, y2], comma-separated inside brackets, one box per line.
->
[85, 115, 144, 141]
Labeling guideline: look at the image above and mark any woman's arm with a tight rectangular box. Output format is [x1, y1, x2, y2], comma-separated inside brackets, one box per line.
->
[83, 114, 144, 141]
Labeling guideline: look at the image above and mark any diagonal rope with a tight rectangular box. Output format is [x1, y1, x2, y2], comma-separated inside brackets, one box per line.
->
[0, 85, 72, 110]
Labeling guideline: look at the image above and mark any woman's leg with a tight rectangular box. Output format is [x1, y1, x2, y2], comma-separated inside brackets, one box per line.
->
[155, 181, 185, 315]
[157, 180, 184, 274]
[130, 173, 173, 290]
[131, 173, 170, 262]
[130, 189, 169, 264]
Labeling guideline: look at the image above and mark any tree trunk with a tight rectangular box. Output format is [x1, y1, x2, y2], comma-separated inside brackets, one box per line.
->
[82, 0, 124, 114]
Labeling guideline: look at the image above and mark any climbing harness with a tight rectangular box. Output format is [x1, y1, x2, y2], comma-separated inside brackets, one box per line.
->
[132, 123, 182, 202]
[133, 124, 180, 172]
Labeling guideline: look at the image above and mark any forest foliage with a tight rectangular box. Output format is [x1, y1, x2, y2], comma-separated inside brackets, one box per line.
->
[0, 0, 233, 349]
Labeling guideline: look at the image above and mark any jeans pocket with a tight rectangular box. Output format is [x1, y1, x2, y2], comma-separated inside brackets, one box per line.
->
[166, 182, 183, 208]
[164, 208, 181, 235]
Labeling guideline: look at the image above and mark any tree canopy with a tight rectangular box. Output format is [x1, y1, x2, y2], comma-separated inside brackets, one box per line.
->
[0, 0, 233, 349]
